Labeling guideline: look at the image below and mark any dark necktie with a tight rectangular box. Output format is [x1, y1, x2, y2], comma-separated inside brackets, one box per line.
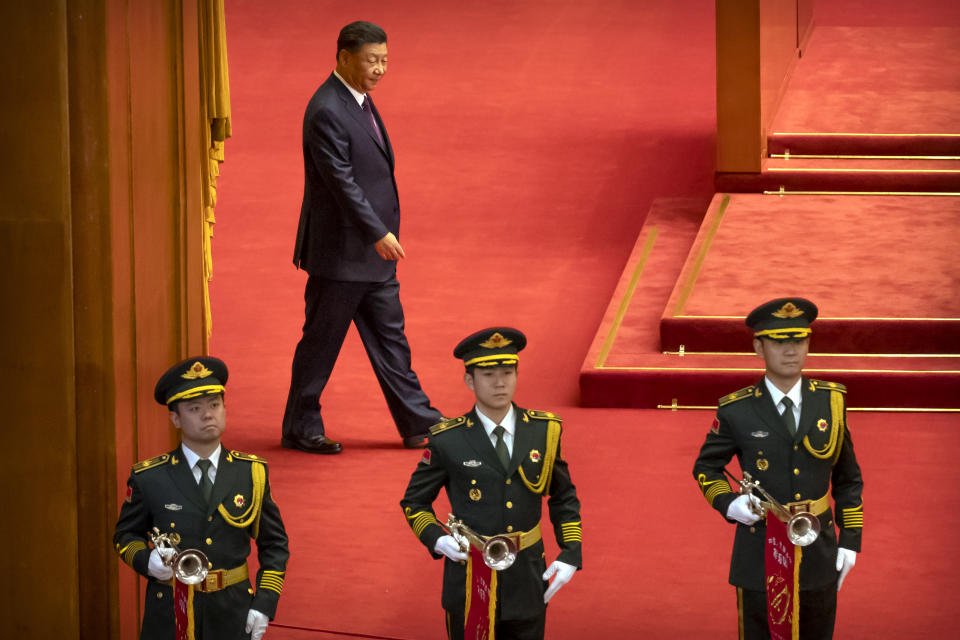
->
[492, 425, 511, 470]
[361, 96, 384, 146]
[196, 459, 213, 503]
[781, 397, 797, 436]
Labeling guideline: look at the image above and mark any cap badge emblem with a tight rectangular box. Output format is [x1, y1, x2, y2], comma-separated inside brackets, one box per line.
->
[469, 488, 482, 501]
[479, 332, 512, 349]
[181, 361, 213, 380]
[772, 302, 804, 319]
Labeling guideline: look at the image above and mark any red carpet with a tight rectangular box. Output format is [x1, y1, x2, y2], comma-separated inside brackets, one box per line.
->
[206, 1, 960, 638]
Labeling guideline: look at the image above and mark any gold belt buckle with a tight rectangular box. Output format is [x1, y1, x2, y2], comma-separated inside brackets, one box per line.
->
[203, 571, 222, 592]
[789, 501, 811, 515]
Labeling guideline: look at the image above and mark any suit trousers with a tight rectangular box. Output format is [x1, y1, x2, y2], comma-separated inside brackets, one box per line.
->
[283, 274, 440, 439]
[445, 608, 546, 640]
[738, 587, 837, 640]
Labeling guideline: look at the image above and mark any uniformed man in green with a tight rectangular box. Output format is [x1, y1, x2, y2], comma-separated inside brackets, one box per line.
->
[114, 356, 289, 640]
[401, 328, 582, 640]
[693, 299, 863, 639]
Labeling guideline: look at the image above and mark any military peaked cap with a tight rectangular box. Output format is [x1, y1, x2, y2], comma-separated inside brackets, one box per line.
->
[154, 356, 229, 405]
[746, 298, 818, 341]
[454, 327, 526, 368]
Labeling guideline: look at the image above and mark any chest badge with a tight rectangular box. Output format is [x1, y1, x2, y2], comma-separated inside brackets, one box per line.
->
[463, 459, 482, 467]
[233, 494, 245, 508]
[529, 449, 541, 463]
[164, 503, 183, 511]
[756, 459, 769, 471]
[469, 488, 482, 501]
[817, 419, 829, 432]
[750, 430, 769, 439]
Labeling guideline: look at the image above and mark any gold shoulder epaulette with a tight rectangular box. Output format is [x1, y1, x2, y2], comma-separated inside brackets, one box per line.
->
[229, 450, 268, 464]
[430, 416, 467, 436]
[133, 453, 171, 474]
[523, 409, 562, 423]
[809, 379, 847, 394]
[719, 386, 756, 407]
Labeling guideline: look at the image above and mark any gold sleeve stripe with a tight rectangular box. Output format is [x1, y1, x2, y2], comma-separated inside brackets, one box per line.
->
[406, 511, 439, 538]
[259, 576, 284, 595]
[119, 540, 147, 566]
[704, 481, 734, 506]
[561, 521, 582, 543]
[842, 504, 863, 528]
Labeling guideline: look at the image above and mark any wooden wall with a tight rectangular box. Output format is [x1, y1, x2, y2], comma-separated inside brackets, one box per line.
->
[716, 0, 814, 173]
[0, 1, 207, 637]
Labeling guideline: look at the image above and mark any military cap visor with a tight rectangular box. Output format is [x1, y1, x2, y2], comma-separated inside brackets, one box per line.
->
[154, 356, 229, 405]
[454, 327, 526, 368]
[746, 298, 818, 341]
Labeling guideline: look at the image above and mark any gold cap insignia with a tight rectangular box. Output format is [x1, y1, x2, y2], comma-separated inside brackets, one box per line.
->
[181, 361, 214, 380]
[529, 449, 541, 463]
[756, 459, 769, 471]
[479, 332, 513, 349]
[817, 418, 829, 432]
[233, 494, 245, 508]
[772, 302, 804, 319]
[469, 488, 482, 501]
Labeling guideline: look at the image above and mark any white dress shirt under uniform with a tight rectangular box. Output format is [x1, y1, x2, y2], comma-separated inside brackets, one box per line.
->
[181, 443, 221, 487]
[763, 377, 802, 427]
[475, 405, 516, 457]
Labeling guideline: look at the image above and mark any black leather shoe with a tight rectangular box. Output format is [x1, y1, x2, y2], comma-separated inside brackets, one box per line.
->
[281, 435, 342, 454]
[402, 434, 428, 449]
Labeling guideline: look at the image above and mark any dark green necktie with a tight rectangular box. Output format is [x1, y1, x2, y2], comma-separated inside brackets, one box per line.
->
[781, 397, 797, 436]
[492, 425, 511, 470]
[196, 459, 213, 503]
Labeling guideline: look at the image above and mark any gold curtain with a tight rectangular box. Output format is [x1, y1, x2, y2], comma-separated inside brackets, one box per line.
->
[199, 0, 231, 344]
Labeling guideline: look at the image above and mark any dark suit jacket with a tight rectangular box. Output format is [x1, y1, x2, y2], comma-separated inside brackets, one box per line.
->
[293, 73, 399, 282]
[693, 377, 863, 591]
[114, 446, 289, 640]
[401, 406, 583, 620]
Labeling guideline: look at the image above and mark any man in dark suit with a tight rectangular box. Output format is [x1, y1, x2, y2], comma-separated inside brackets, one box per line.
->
[114, 357, 289, 640]
[401, 328, 583, 640]
[283, 20, 442, 454]
[693, 299, 863, 639]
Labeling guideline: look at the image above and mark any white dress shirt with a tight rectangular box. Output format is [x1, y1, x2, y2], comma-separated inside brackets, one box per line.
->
[764, 377, 802, 426]
[180, 443, 221, 487]
[333, 69, 365, 106]
[475, 405, 516, 457]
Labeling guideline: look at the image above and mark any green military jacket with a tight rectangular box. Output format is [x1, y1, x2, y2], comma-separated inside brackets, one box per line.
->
[114, 446, 289, 639]
[693, 377, 863, 591]
[401, 406, 583, 620]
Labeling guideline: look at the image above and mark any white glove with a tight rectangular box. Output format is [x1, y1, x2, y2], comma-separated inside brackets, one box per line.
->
[542, 560, 577, 603]
[245, 609, 269, 640]
[147, 547, 174, 581]
[434, 535, 469, 562]
[726, 494, 762, 525]
[836, 547, 857, 590]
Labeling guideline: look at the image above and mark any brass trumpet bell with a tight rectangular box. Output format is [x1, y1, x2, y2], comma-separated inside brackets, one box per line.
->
[445, 515, 518, 570]
[738, 474, 821, 547]
[150, 528, 210, 585]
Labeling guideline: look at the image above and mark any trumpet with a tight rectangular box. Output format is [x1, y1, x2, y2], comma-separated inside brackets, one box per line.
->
[445, 514, 518, 570]
[149, 527, 210, 585]
[737, 473, 821, 547]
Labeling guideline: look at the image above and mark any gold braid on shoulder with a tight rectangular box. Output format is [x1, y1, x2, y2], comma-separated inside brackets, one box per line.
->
[217, 461, 266, 537]
[518, 419, 561, 494]
[802, 390, 846, 464]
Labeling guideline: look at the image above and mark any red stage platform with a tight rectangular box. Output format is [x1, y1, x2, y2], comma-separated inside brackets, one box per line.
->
[579, 193, 960, 410]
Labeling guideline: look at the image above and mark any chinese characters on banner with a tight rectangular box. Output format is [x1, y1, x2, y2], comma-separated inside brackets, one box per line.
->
[765, 513, 801, 640]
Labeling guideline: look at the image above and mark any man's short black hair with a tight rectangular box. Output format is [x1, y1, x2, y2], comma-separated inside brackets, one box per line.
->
[337, 21, 387, 59]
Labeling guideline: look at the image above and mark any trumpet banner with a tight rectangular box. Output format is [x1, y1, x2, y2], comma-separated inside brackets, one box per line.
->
[765, 514, 801, 640]
[464, 546, 497, 640]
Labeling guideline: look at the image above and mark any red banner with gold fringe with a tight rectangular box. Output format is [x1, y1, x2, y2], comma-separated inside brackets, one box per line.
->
[464, 546, 497, 640]
[174, 581, 195, 640]
[765, 513, 801, 640]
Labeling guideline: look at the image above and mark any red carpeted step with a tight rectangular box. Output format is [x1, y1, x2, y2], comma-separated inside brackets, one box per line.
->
[767, 133, 960, 157]
[716, 157, 960, 193]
